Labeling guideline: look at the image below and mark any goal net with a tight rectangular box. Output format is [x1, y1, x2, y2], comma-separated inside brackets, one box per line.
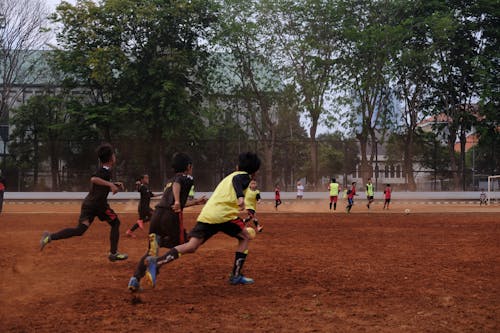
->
[487, 175, 500, 205]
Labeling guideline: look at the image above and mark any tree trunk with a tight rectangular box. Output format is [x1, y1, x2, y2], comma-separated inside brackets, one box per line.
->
[50, 140, 59, 190]
[405, 131, 417, 191]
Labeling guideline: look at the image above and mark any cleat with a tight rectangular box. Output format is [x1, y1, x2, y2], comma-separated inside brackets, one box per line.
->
[137, 220, 144, 230]
[108, 252, 128, 262]
[145, 256, 158, 288]
[257, 225, 264, 233]
[148, 233, 159, 257]
[40, 231, 51, 251]
[128, 276, 141, 292]
[229, 275, 254, 285]
[126, 229, 136, 238]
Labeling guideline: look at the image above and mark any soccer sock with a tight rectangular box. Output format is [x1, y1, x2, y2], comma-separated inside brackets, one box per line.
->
[157, 248, 180, 267]
[334, 203, 337, 210]
[134, 253, 148, 279]
[329, 202, 332, 210]
[109, 218, 120, 254]
[253, 219, 259, 227]
[130, 223, 139, 232]
[232, 251, 248, 277]
[50, 223, 88, 240]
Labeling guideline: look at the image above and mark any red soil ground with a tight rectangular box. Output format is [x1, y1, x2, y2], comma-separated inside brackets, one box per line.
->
[0, 201, 499, 332]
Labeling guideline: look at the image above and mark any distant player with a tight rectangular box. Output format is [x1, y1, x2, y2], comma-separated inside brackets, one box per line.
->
[346, 181, 357, 213]
[243, 179, 263, 232]
[39, 143, 128, 262]
[128, 153, 207, 292]
[275, 184, 282, 210]
[366, 178, 374, 209]
[126, 174, 160, 238]
[296, 181, 304, 199]
[328, 178, 340, 211]
[479, 189, 487, 206]
[143, 152, 261, 288]
[383, 184, 391, 210]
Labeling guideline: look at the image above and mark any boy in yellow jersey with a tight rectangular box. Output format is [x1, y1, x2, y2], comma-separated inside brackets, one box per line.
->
[243, 179, 263, 232]
[366, 178, 374, 209]
[145, 152, 261, 287]
[328, 178, 340, 211]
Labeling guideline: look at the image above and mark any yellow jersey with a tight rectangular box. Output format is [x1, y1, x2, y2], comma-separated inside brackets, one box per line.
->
[244, 188, 260, 211]
[197, 171, 249, 224]
[329, 182, 339, 196]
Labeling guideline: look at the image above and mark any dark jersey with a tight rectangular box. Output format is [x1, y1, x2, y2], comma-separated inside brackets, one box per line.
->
[82, 166, 112, 209]
[149, 174, 194, 237]
[138, 184, 154, 214]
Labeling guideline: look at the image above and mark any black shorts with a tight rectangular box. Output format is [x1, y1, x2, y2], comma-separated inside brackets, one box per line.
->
[188, 218, 245, 243]
[367, 196, 374, 200]
[78, 203, 117, 224]
[385, 198, 391, 203]
[139, 207, 154, 221]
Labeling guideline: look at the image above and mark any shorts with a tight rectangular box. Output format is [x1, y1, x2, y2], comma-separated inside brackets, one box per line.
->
[188, 218, 245, 243]
[79, 203, 117, 224]
[329, 195, 338, 203]
[149, 208, 186, 247]
[139, 207, 154, 221]
[347, 198, 354, 205]
[385, 198, 391, 203]
[367, 196, 374, 200]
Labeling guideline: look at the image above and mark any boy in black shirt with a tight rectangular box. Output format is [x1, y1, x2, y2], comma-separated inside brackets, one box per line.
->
[40, 143, 128, 262]
[128, 152, 206, 292]
[126, 174, 160, 237]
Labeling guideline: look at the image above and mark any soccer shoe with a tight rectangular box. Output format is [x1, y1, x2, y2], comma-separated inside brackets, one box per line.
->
[137, 219, 144, 230]
[108, 252, 128, 262]
[126, 229, 136, 238]
[229, 275, 254, 285]
[145, 256, 158, 288]
[128, 276, 141, 292]
[40, 231, 51, 251]
[257, 225, 264, 233]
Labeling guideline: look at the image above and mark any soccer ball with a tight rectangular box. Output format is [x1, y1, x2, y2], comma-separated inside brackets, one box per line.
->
[404, 208, 410, 215]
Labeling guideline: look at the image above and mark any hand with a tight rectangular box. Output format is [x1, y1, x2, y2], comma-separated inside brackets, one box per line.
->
[110, 183, 119, 194]
[238, 197, 245, 211]
[114, 182, 124, 191]
[172, 201, 181, 212]
[197, 196, 208, 205]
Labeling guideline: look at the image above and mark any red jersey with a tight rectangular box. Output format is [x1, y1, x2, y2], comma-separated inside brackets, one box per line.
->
[275, 188, 281, 200]
[384, 187, 391, 199]
[347, 185, 356, 199]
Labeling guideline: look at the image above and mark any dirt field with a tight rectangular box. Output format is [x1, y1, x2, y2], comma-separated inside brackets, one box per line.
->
[0, 201, 499, 332]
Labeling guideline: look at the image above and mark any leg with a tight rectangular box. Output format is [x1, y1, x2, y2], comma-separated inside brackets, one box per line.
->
[102, 208, 127, 261]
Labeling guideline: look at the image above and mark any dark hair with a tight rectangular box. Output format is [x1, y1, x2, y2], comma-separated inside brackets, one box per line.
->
[97, 143, 114, 163]
[332, 178, 336, 182]
[172, 152, 192, 173]
[238, 152, 260, 174]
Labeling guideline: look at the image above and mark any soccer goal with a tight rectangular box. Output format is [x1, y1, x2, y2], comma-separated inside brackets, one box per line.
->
[487, 175, 500, 205]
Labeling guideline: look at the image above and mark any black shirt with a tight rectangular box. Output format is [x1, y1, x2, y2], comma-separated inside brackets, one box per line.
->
[155, 174, 194, 211]
[83, 167, 112, 208]
[138, 184, 154, 213]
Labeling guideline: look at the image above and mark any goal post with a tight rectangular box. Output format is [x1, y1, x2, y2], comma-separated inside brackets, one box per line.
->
[487, 175, 500, 205]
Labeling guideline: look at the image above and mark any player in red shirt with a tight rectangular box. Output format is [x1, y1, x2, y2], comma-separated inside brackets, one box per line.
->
[346, 181, 357, 213]
[383, 184, 391, 210]
[274, 184, 282, 210]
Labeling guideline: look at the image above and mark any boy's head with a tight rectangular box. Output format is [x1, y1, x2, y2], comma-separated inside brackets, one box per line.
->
[386, 184, 390, 187]
[238, 152, 260, 175]
[141, 174, 150, 184]
[172, 152, 192, 173]
[249, 179, 257, 190]
[332, 178, 336, 183]
[352, 181, 357, 185]
[97, 143, 115, 164]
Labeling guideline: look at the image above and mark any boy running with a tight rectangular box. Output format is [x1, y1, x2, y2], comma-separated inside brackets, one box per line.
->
[128, 153, 206, 292]
[243, 179, 263, 232]
[39, 143, 128, 262]
[274, 184, 282, 210]
[143, 152, 261, 288]
[383, 184, 391, 209]
[366, 178, 374, 209]
[328, 178, 340, 211]
[126, 174, 160, 238]
[346, 181, 357, 213]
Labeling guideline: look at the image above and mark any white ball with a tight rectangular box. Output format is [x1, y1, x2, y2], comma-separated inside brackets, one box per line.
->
[404, 208, 410, 215]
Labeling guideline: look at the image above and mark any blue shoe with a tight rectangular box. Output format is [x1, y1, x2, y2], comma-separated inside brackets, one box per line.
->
[145, 256, 157, 288]
[128, 276, 141, 292]
[40, 231, 51, 251]
[229, 275, 254, 285]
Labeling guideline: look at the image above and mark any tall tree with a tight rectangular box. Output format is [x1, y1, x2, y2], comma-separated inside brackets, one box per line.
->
[0, 0, 50, 122]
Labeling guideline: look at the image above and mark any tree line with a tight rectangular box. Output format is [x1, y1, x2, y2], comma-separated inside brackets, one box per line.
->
[1, 0, 498, 191]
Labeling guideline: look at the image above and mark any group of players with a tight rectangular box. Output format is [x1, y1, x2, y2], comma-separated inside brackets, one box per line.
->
[327, 178, 393, 213]
[39, 143, 263, 292]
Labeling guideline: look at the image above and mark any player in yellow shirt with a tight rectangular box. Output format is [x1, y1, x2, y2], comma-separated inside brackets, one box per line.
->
[328, 178, 340, 211]
[145, 152, 261, 287]
[243, 179, 263, 232]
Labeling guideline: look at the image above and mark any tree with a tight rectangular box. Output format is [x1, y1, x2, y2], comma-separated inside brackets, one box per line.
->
[264, 0, 342, 188]
[0, 0, 51, 123]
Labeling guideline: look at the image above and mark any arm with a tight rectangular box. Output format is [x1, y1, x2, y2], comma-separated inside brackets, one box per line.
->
[91, 176, 120, 194]
[171, 182, 181, 212]
[185, 195, 208, 207]
[233, 174, 251, 210]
